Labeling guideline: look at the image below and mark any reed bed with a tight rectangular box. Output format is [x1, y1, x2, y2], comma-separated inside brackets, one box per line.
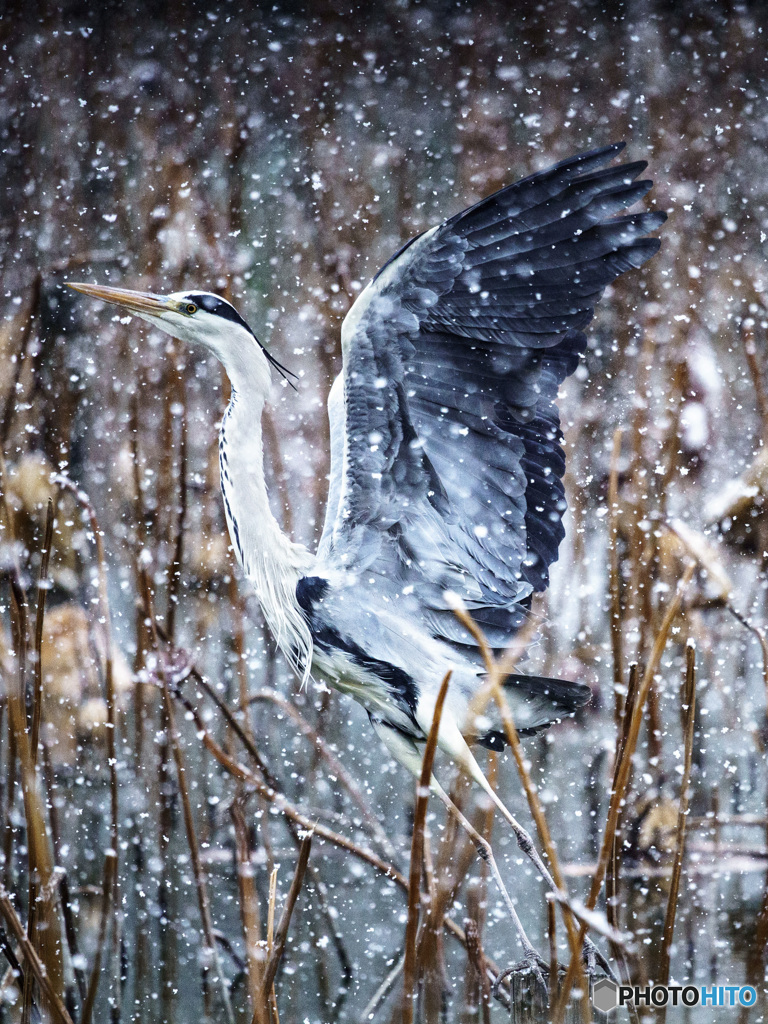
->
[2, 2, 768, 1021]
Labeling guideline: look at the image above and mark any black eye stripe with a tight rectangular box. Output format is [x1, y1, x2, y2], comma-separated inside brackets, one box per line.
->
[182, 292, 299, 389]
[185, 293, 255, 336]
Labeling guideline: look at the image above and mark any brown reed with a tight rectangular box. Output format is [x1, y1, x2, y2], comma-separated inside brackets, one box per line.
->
[657, 640, 697, 1010]
[402, 671, 452, 1024]
[553, 562, 696, 1021]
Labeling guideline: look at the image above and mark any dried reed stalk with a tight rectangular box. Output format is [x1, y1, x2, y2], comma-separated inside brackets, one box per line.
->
[22, 497, 55, 1024]
[165, 649, 511, 998]
[419, 804, 476, 1024]
[129, 390, 150, 771]
[0, 455, 35, 1002]
[727, 601, 768, 1009]
[657, 640, 697, 1007]
[362, 953, 406, 1023]
[0, 274, 40, 446]
[176, 657, 351, 1004]
[29, 497, 54, 761]
[548, 898, 558, 1009]
[80, 850, 117, 1024]
[402, 670, 452, 1024]
[728, 603, 768, 740]
[0, 452, 30, 720]
[55, 477, 122, 1019]
[169, 682, 403, 877]
[608, 427, 625, 728]
[53, 480, 119, 842]
[553, 561, 695, 1021]
[266, 866, 280, 1024]
[250, 688, 397, 860]
[259, 831, 313, 1003]
[141, 574, 236, 1024]
[230, 577, 253, 744]
[232, 798, 267, 1023]
[464, 916, 491, 1024]
[0, 884, 73, 1024]
[0, 920, 27, 996]
[6, 680, 64, 1013]
[305, 861, 353, 999]
[41, 743, 87, 1008]
[166, 367, 187, 641]
[606, 661, 638, 987]
[452, 605, 588, 1010]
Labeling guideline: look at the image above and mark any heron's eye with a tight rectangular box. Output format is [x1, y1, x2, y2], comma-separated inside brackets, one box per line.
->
[186, 303, 197, 315]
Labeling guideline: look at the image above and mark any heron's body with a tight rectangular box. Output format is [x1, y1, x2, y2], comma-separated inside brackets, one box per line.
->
[201, 144, 665, 765]
[215, 335, 556, 754]
[71, 144, 664, 975]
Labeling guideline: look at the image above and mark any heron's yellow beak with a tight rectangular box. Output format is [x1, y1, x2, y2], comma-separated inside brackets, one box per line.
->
[67, 282, 172, 316]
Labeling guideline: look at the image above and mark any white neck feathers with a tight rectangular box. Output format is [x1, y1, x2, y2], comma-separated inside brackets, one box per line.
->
[219, 389, 314, 683]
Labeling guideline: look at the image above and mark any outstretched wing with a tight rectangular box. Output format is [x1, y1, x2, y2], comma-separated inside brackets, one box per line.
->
[317, 143, 665, 650]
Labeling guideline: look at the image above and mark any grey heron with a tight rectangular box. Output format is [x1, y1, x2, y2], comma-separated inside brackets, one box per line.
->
[70, 142, 664, 982]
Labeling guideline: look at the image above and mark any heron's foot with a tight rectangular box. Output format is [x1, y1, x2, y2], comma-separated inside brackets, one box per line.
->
[493, 948, 549, 1003]
[582, 937, 618, 983]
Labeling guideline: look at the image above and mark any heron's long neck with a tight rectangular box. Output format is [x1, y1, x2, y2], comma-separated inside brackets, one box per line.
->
[219, 387, 313, 677]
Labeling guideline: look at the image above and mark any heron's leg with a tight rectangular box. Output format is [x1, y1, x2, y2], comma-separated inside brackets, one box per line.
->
[428, 775, 548, 990]
[369, 717, 546, 988]
[434, 719, 615, 980]
[434, 719, 557, 883]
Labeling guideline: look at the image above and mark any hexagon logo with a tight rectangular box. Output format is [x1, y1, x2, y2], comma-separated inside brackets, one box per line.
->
[593, 978, 619, 1013]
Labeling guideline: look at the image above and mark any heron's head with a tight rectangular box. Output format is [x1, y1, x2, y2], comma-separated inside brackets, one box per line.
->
[68, 283, 295, 394]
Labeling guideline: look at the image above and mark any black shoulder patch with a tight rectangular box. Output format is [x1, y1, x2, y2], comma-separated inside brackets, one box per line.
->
[296, 576, 330, 613]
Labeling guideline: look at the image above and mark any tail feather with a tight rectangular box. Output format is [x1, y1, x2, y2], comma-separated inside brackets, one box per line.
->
[477, 672, 591, 748]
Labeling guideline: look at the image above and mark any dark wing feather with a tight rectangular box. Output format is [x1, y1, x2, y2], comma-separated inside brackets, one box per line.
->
[318, 143, 665, 650]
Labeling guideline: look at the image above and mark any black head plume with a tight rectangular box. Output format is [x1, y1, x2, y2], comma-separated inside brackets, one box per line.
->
[186, 292, 299, 390]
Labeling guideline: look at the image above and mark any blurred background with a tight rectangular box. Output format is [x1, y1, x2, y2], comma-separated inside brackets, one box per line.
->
[2, 1, 768, 1021]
